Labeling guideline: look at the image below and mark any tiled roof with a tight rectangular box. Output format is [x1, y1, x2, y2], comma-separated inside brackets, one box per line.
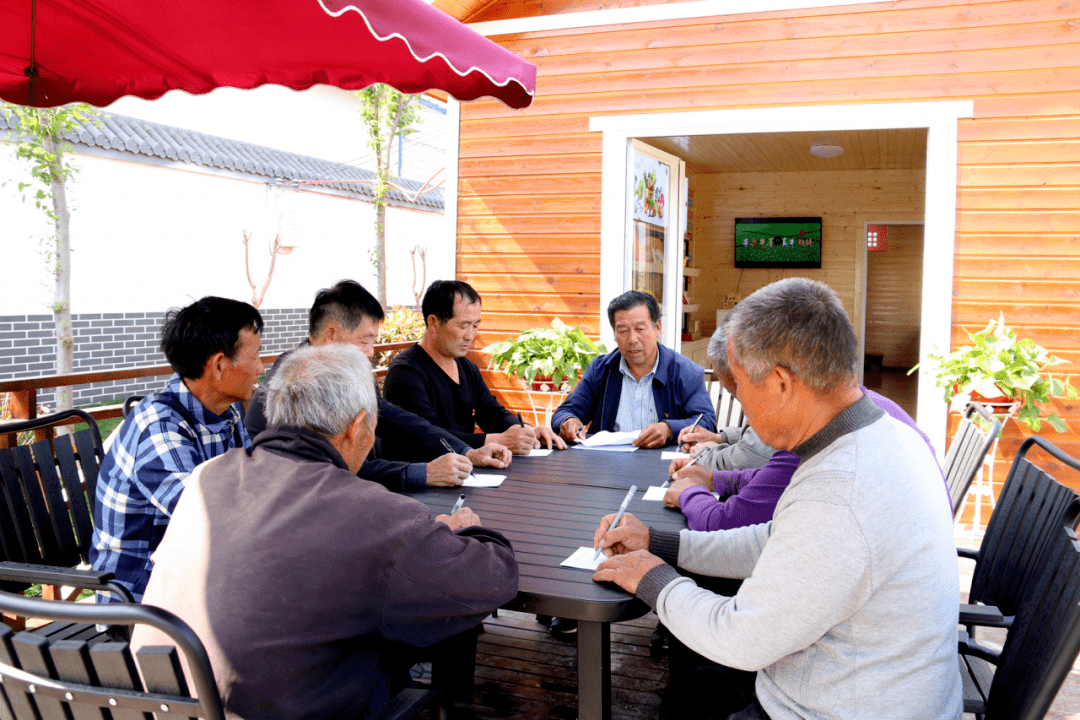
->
[0, 109, 444, 211]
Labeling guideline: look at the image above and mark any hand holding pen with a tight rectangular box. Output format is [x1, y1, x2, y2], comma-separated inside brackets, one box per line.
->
[662, 453, 700, 488]
[428, 438, 472, 487]
[593, 485, 638, 561]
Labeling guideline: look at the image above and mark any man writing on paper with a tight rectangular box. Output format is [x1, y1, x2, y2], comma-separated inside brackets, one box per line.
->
[384, 280, 565, 454]
[552, 290, 715, 448]
[246, 280, 510, 489]
[136, 344, 518, 719]
[593, 278, 960, 720]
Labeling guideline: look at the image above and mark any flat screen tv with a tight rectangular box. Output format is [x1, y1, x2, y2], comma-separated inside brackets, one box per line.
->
[734, 217, 822, 269]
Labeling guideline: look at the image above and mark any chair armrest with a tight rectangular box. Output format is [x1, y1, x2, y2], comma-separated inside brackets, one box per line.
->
[0, 562, 133, 602]
[957, 547, 978, 561]
[958, 633, 1002, 666]
[959, 602, 1009, 628]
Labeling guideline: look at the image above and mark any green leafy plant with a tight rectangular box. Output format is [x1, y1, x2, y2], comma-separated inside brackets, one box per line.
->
[911, 314, 1076, 432]
[373, 306, 425, 369]
[484, 318, 607, 392]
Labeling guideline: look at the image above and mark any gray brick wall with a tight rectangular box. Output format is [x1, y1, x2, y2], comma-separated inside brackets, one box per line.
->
[0, 308, 308, 407]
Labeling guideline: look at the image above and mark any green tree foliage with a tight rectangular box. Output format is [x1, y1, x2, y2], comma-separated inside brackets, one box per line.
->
[356, 85, 419, 306]
[1, 101, 97, 411]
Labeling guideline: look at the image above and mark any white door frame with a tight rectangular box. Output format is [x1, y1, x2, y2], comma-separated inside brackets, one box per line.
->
[590, 100, 973, 459]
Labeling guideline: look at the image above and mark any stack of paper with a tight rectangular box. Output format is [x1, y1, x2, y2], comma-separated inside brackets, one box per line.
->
[574, 430, 641, 452]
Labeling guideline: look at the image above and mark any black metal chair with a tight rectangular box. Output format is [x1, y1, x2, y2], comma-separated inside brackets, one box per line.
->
[0, 410, 132, 604]
[959, 436, 1080, 631]
[943, 402, 1001, 519]
[959, 525, 1080, 719]
[121, 395, 145, 418]
[0, 591, 438, 720]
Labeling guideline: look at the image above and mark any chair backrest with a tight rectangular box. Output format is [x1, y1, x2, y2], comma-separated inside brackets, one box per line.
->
[715, 386, 747, 431]
[0, 590, 225, 720]
[943, 402, 1002, 518]
[983, 526, 1080, 720]
[970, 436, 1080, 617]
[122, 395, 145, 418]
[0, 410, 104, 579]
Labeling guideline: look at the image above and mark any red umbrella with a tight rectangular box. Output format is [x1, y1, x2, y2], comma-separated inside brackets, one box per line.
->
[0, 0, 536, 109]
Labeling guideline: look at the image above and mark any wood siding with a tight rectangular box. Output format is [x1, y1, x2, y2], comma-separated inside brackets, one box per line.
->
[689, 168, 925, 341]
[457, 0, 1080, 511]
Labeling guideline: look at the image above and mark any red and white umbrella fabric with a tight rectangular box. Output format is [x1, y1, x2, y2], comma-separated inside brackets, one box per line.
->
[0, 0, 536, 109]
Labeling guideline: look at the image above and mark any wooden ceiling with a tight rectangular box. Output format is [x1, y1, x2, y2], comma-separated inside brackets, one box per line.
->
[640, 128, 928, 175]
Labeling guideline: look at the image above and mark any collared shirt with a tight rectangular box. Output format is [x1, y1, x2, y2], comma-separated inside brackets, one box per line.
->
[90, 373, 251, 601]
[613, 351, 660, 432]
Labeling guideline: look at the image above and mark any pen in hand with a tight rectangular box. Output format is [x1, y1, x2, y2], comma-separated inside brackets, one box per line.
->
[440, 438, 457, 455]
[662, 454, 700, 488]
[594, 485, 638, 562]
[517, 412, 526, 427]
[452, 493, 466, 514]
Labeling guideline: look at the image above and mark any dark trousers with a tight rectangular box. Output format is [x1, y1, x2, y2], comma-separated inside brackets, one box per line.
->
[660, 576, 770, 720]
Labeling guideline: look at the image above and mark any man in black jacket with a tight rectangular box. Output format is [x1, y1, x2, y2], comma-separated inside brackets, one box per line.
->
[136, 343, 518, 719]
[246, 280, 510, 489]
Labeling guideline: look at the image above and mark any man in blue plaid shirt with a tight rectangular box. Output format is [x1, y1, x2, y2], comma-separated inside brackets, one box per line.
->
[90, 297, 264, 602]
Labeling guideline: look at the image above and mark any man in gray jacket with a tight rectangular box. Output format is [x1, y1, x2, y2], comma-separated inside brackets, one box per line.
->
[593, 277, 961, 720]
[136, 344, 518, 719]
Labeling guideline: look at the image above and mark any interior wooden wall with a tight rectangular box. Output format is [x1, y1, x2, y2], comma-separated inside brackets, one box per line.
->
[456, 0, 1080, 495]
[690, 169, 925, 342]
[865, 224, 925, 368]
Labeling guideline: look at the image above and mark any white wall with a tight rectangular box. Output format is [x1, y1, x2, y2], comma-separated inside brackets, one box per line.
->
[0, 149, 451, 315]
[106, 85, 447, 185]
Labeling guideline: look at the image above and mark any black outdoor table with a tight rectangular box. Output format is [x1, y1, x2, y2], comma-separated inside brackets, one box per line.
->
[409, 446, 689, 720]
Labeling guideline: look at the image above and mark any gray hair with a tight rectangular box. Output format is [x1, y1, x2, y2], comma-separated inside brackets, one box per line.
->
[265, 344, 377, 436]
[706, 321, 730, 377]
[726, 278, 858, 391]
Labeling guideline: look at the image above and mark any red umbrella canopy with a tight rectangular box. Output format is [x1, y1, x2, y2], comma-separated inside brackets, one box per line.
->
[0, 0, 536, 109]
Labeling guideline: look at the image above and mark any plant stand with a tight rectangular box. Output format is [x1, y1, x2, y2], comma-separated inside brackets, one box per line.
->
[525, 390, 568, 429]
[965, 400, 1020, 535]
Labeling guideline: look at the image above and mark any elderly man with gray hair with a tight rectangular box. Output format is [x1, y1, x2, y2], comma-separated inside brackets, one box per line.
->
[593, 277, 961, 720]
[135, 344, 518, 720]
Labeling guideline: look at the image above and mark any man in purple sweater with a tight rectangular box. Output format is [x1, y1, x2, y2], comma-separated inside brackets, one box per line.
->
[665, 323, 944, 531]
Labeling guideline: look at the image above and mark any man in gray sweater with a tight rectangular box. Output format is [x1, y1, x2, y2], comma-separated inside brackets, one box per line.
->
[594, 277, 961, 720]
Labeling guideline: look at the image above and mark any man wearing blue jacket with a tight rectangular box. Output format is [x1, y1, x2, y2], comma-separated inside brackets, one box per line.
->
[553, 290, 715, 447]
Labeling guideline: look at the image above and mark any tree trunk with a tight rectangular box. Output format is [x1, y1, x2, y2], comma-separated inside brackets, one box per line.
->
[376, 202, 387, 307]
[42, 125, 74, 414]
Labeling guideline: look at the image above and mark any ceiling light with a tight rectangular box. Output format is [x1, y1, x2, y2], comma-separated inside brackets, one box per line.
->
[810, 142, 844, 158]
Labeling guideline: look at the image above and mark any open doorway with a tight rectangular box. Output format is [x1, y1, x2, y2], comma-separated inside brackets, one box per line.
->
[862, 222, 925, 419]
[592, 101, 973, 457]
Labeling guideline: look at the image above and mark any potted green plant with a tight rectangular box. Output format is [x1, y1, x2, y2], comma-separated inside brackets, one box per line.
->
[484, 318, 607, 392]
[912, 314, 1076, 432]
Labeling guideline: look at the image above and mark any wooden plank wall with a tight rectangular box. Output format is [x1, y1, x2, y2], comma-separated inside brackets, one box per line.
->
[691, 168, 925, 340]
[457, 0, 1080, 509]
[866, 224, 924, 368]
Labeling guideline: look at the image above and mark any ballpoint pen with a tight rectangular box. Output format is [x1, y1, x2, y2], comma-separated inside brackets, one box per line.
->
[594, 485, 637, 562]
[680, 413, 704, 452]
[440, 438, 457, 455]
[662, 453, 700, 488]
[451, 493, 466, 514]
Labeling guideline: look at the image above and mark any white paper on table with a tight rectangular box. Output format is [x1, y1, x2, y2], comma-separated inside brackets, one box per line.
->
[580, 430, 640, 447]
[462, 474, 506, 488]
[560, 546, 605, 571]
[661, 450, 691, 460]
[643, 485, 669, 501]
[573, 444, 639, 453]
[528, 448, 554, 457]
